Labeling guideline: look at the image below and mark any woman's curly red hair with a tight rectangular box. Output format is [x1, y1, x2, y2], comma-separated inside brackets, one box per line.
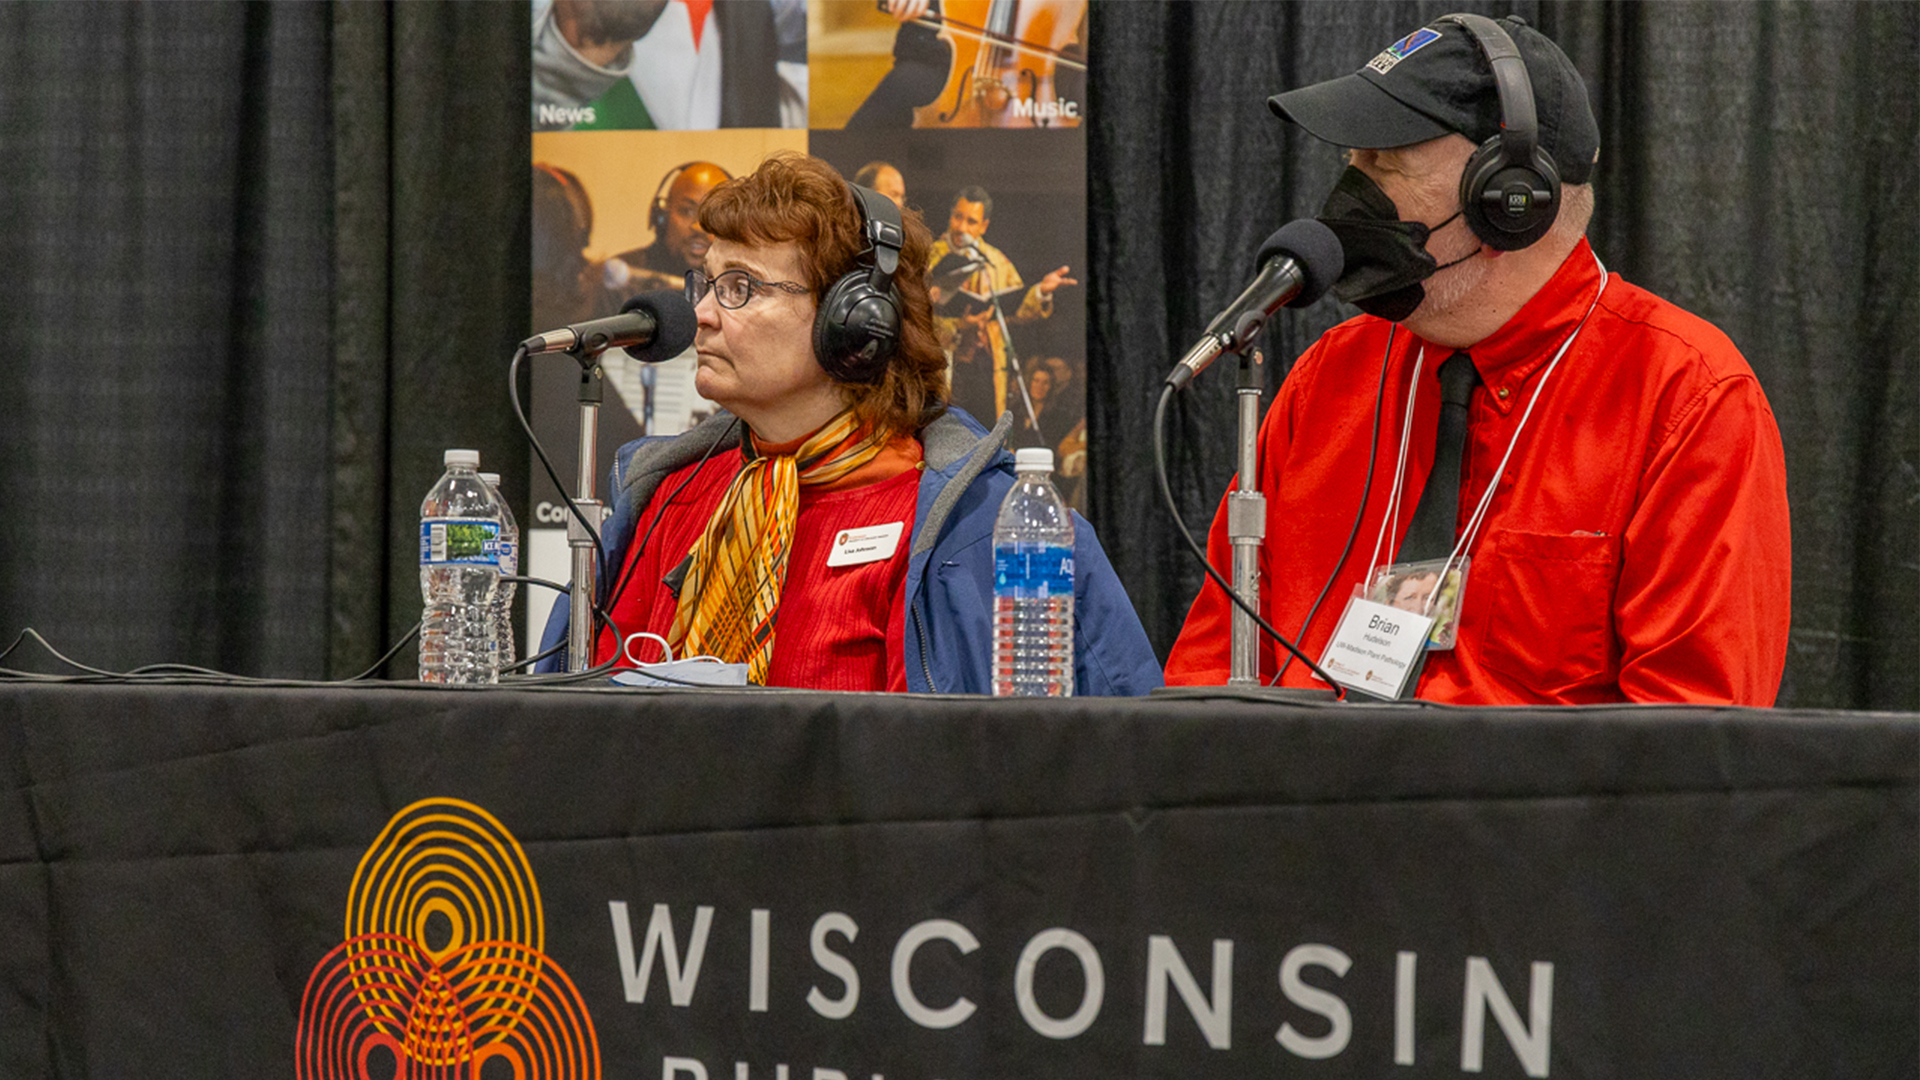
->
[698, 152, 949, 438]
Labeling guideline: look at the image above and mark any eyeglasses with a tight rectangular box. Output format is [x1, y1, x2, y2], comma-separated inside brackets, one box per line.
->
[685, 268, 810, 310]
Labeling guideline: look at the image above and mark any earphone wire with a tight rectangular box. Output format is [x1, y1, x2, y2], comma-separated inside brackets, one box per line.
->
[599, 416, 742, 631]
[1273, 326, 1397, 684]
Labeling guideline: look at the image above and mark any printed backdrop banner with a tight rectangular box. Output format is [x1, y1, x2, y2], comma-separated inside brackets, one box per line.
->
[526, 0, 1093, 650]
[0, 683, 1913, 1078]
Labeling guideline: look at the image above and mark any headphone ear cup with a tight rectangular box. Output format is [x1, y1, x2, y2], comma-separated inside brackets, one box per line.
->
[813, 274, 901, 384]
[1460, 135, 1560, 251]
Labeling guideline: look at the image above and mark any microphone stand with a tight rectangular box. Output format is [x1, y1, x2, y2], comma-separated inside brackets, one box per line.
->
[566, 350, 607, 673]
[1228, 348, 1265, 685]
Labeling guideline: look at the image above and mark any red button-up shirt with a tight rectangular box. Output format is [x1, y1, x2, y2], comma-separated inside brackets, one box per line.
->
[1167, 239, 1792, 705]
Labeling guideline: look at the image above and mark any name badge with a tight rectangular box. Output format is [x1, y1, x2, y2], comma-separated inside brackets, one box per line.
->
[1367, 556, 1470, 651]
[1317, 596, 1434, 700]
[826, 521, 905, 567]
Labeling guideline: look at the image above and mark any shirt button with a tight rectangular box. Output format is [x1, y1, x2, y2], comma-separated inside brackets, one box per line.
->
[1497, 386, 1511, 401]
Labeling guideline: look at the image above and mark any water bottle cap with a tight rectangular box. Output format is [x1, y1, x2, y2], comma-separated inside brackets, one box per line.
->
[479, 472, 501, 486]
[1014, 448, 1053, 472]
[443, 449, 480, 468]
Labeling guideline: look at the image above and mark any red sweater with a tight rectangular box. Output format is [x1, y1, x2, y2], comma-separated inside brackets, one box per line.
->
[595, 440, 922, 692]
[1167, 239, 1792, 705]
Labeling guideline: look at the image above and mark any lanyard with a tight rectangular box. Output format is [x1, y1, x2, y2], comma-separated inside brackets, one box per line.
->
[1366, 253, 1612, 618]
[1364, 339, 1426, 581]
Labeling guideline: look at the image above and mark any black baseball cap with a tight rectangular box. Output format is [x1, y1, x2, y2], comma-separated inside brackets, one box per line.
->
[1269, 14, 1600, 184]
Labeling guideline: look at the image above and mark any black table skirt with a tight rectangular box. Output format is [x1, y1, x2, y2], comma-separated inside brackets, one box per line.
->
[2, 682, 1913, 1078]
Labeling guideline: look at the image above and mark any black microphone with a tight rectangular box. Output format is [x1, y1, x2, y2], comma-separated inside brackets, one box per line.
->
[522, 289, 698, 362]
[1166, 219, 1343, 389]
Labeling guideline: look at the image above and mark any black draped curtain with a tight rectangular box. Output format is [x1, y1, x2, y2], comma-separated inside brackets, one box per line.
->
[0, 1, 1911, 709]
[0, 1, 530, 681]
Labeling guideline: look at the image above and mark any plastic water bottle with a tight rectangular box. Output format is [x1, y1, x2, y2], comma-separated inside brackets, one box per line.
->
[479, 472, 519, 675]
[419, 450, 504, 684]
[991, 448, 1075, 696]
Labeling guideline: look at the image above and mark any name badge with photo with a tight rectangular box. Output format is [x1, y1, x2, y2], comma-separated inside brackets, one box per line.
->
[1317, 596, 1434, 700]
[826, 521, 905, 567]
[1367, 556, 1471, 650]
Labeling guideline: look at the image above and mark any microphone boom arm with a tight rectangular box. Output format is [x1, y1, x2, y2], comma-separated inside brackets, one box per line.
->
[1166, 258, 1306, 390]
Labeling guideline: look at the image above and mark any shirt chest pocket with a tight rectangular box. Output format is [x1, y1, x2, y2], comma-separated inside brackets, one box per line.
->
[1478, 529, 1621, 692]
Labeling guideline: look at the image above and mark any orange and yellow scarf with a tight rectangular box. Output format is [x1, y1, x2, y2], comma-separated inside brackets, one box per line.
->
[665, 410, 889, 684]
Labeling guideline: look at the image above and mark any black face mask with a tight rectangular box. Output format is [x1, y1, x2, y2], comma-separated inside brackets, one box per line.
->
[1316, 166, 1475, 323]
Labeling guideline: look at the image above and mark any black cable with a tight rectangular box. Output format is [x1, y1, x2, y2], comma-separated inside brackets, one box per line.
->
[600, 417, 741, 627]
[0, 627, 123, 678]
[0, 622, 751, 691]
[500, 573, 570, 595]
[501, 601, 633, 686]
[0, 625, 425, 686]
[346, 621, 421, 682]
[1274, 325, 1396, 684]
[509, 344, 608, 574]
[505, 417, 738, 676]
[499, 638, 565, 675]
[1153, 382, 1345, 695]
[489, 574, 572, 675]
[507, 343, 614, 642]
[566, 487, 773, 692]
[545, 414, 784, 692]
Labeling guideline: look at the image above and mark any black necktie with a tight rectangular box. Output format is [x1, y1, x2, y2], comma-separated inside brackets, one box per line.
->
[1400, 351, 1481, 563]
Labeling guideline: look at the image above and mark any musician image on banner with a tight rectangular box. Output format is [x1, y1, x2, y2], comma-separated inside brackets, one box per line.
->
[609, 161, 734, 293]
[540, 158, 735, 442]
[530, 161, 664, 468]
[1012, 355, 1073, 448]
[849, 0, 1086, 129]
[532, 163, 625, 335]
[927, 185, 1076, 429]
[853, 160, 908, 209]
[532, 152, 1160, 695]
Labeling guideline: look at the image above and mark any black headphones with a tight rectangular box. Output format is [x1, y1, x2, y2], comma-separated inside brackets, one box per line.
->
[1442, 13, 1560, 251]
[812, 182, 904, 385]
[649, 162, 732, 238]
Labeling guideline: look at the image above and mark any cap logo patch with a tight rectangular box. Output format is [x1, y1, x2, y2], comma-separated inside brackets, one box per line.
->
[1367, 27, 1441, 75]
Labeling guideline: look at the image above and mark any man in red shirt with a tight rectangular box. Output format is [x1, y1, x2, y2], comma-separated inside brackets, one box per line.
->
[1166, 14, 1791, 705]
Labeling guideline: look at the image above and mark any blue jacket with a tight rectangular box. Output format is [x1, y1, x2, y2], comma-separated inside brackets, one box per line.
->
[536, 408, 1163, 695]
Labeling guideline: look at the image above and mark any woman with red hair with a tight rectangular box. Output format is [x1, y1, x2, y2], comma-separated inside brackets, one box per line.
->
[538, 153, 1160, 695]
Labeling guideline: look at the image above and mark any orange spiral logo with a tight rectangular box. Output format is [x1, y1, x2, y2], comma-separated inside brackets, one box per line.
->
[296, 798, 600, 1078]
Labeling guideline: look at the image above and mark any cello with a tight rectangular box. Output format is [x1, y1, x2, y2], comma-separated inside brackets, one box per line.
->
[886, 0, 1088, 129]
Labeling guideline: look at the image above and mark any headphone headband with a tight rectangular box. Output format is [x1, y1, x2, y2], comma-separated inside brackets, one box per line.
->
[849, 183, 903, 288]
[1443, 14, 1538, 167]
[813, 182, 904, 384]
[1440, 13, 1559, 250]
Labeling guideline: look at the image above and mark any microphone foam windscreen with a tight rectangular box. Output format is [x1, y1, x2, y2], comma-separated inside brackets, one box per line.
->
[1260, 219, 1345, 308]
[621, 288, 699, 363]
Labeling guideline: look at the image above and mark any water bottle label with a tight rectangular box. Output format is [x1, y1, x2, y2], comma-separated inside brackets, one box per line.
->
[994, 543, 1074, 599]
[420, 519, 503, 568]
[497, 538, 518, 577]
